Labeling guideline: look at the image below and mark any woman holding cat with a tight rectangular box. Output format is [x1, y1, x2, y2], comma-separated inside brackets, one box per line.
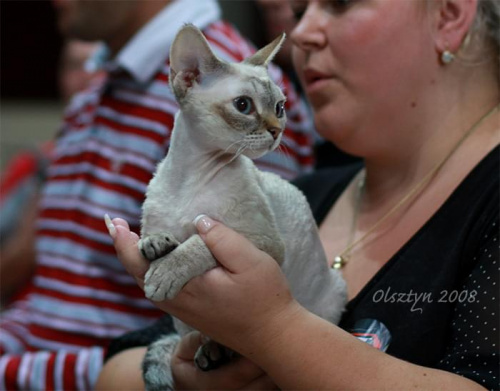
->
[96, 0, 499, 389]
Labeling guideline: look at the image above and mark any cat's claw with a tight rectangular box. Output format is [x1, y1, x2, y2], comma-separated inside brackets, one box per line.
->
[139, 233, 179, 262]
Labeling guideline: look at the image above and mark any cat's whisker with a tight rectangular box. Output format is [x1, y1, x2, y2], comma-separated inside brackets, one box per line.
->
[204, 140, 245, 168]
[276, 141, 292, 162]
[213, 140, 248, 166]
[227, 150, 244, 165]
[229, 143, 248, 163]
[279, 137, 291, 149]
[223, 139, 246, 155]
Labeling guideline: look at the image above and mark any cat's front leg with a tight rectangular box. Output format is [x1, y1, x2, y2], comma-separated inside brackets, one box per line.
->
[138, 233, 180, 261]
[144, 234, 216, 301]
[142, 333, 181, 391]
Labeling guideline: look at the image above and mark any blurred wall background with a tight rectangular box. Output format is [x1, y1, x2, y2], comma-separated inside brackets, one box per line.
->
[1, 1, 63, 170]
[0, 0, 264, 171]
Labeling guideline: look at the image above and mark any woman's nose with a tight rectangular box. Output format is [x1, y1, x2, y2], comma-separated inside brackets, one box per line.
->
[290, 4, 327, 52]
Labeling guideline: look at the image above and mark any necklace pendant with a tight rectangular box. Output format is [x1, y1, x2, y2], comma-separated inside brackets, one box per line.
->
[333, 255, 345, 270]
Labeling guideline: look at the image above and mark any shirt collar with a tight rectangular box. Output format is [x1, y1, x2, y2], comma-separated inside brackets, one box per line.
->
[87, 0, 221, 83]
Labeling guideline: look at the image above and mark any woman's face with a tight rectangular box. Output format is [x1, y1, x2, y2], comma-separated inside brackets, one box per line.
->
[291, 0, 437, 153]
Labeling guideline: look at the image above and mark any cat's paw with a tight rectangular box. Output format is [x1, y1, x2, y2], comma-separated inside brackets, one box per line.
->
[194, 340, 234, 371]
[144, 255, 186, 300]
[144, 234, 216, 301]
[139, 233, 179, 262]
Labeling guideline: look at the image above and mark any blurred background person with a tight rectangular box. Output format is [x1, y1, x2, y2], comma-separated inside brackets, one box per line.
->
[255, 0, 297, 79]
[58, 39, 105, 104]
[0, 37, 103, 305]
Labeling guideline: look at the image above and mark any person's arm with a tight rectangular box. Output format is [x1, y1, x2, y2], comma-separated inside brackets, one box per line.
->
[0, 348, 104, 390]
[1, 309, 104, 390]
[94, 347, 147, 391]
[0, 195, 38, 302]
[242, 305, 486, 390]
[0, 150, 47, 303]
[109, 216, 488, 390]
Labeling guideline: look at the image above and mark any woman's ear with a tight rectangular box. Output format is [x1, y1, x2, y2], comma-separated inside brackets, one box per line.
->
[433, 0, 478, 53]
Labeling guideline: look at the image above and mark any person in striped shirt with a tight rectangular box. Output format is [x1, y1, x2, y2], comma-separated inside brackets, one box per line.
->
[0, 0, 316, 389]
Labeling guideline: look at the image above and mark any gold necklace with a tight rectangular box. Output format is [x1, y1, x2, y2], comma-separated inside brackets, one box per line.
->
[332, 103, 499, 270]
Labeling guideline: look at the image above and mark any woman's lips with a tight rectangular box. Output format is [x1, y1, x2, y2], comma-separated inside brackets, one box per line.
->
[303, 68, 335, 95]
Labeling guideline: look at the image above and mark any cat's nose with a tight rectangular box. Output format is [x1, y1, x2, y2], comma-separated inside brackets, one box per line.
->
[267, 127, 280, 140]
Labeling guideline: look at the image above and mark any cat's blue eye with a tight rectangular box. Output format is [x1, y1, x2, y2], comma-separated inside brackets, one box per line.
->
[275, 101, 285, 118]
[233, 96, 255, 115]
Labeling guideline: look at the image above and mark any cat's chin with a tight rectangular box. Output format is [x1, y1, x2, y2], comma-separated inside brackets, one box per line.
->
[242, 150, 268, 159]
[243, 143, 281, 159]
[242, 137, 282, 160]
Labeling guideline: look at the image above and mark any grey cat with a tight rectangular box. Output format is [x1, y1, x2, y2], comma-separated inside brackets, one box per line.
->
[136, 24, 347, 390]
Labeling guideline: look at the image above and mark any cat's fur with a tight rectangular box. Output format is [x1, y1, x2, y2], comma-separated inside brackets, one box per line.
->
[138, 24, 347, 391]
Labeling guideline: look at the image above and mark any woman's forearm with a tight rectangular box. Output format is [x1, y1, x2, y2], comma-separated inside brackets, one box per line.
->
[245, 304, 485, 390]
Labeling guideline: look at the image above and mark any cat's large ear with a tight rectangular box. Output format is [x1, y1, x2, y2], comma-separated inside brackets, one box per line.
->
[244, 33, 286, 67]
[169, 24, 226, 100]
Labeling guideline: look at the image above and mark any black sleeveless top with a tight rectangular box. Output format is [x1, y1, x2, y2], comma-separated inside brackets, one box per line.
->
[293, 146, 499, 390]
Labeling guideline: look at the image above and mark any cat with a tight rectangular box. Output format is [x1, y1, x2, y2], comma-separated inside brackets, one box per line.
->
[134, 24, 347, 390]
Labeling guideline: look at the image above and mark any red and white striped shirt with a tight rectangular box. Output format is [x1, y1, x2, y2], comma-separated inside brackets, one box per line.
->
[0, 2, 315, 389]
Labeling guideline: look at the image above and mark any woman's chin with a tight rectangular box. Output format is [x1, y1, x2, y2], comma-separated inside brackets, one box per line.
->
[313, 108, 361, 152]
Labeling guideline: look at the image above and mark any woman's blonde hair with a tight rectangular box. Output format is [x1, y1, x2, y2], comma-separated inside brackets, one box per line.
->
[466, 0, 499, 64]
[474, 0, 499, 55]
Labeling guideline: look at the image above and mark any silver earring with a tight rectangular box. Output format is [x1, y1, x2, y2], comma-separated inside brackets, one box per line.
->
[441, 50, 455, 64]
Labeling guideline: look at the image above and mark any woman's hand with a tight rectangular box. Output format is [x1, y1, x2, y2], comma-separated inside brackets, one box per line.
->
[93, 332, 277, 391]
[172, 331, 278, 390]
[106, 215, 303, 357]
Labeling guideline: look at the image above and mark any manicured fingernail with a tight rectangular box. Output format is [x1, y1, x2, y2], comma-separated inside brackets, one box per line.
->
[104, 214, 116, 238]
[193, 214, 214, 234]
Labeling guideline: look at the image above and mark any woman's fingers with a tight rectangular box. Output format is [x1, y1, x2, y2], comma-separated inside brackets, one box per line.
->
[104, 215, 148, 287]
[172, 332, 272, 390]
[218, 356, 267, 385]
[244, 374, 280, 390]
[194, 215, 273, 274]
[173, 331, 204, 361]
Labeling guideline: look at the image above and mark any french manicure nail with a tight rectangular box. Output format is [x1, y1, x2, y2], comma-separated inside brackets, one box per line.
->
[104, 214, 116, 239]
[193, 214, 214, 234]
